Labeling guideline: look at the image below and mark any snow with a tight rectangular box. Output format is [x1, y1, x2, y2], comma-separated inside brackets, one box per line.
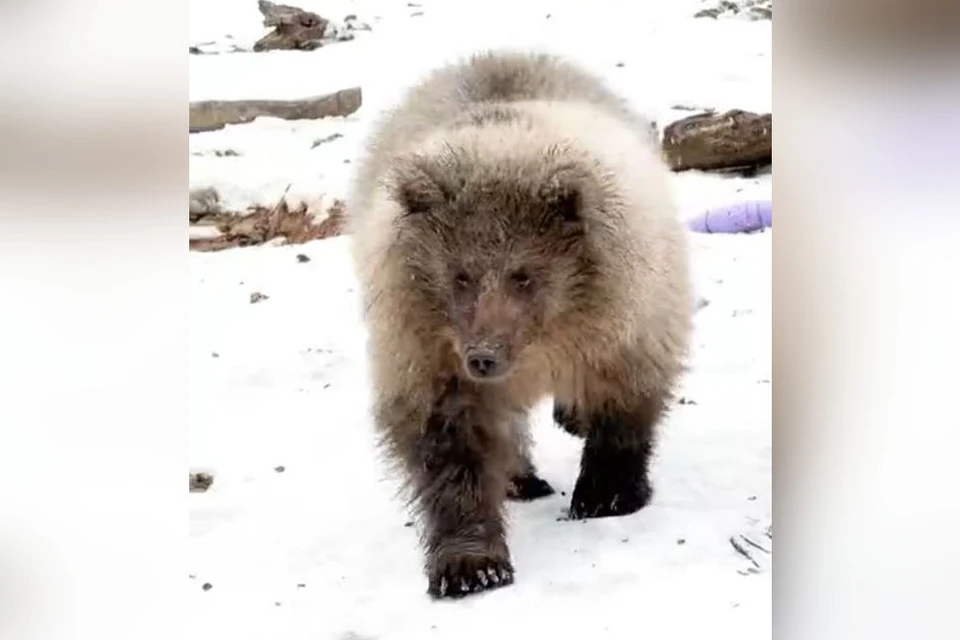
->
[189, 1, 771, 638]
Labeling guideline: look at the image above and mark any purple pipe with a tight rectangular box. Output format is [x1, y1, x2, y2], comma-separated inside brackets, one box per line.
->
[687, 200, 772, 234]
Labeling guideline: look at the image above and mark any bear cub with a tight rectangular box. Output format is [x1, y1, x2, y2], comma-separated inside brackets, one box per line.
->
[347, 51, 693, 599]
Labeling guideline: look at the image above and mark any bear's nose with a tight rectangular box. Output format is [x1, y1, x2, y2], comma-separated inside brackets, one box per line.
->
[465, 349, 504, 379]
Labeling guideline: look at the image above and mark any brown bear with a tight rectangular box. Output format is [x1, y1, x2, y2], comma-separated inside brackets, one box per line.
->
[347, 51, 693, 599]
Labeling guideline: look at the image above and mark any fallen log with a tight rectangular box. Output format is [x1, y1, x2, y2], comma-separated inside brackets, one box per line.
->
[189, 87, 362, 133]
[662, 109, 771, 172]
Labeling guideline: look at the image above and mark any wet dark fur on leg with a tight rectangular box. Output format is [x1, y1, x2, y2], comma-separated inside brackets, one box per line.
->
[412, 379, 515, 598]
[567, 393, 664, 519]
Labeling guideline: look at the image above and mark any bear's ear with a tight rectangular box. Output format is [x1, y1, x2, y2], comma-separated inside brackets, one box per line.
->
[539, 170, 584, 224]
[389, 156, 446, 216]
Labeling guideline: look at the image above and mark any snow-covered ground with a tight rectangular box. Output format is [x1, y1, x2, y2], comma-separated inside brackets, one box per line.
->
[189, 1, 771, 638]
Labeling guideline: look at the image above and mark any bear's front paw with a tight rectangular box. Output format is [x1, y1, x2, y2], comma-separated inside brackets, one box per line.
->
[427, 552, 515, 599]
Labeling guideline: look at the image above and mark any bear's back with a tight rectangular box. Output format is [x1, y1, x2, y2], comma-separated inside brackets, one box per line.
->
[348, 51, 651, 219]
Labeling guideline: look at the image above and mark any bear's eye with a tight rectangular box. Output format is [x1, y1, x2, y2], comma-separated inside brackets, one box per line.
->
[454, 272, 471, 289]
[510, 270, 532, 290]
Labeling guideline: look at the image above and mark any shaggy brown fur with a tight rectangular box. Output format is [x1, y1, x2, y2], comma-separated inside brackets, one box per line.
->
[348, 51, 693, 599]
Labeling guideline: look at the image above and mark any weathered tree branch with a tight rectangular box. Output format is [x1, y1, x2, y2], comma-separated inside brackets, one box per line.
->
[189, 87, 362, 133]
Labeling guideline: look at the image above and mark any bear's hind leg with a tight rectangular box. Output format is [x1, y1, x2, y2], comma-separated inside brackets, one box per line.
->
[505, 413, 555, 502]
[552, 401, 585, 438]
[507, 466, 555, 502]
